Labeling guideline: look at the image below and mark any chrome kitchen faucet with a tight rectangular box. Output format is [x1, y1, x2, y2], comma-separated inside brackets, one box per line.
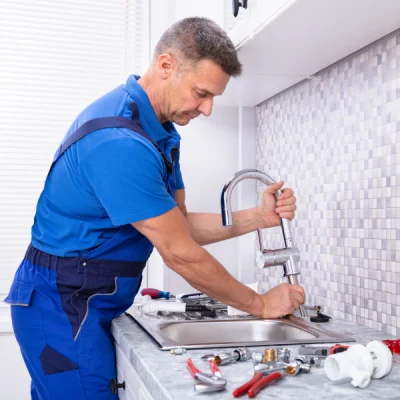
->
[220, 169, 307, 318]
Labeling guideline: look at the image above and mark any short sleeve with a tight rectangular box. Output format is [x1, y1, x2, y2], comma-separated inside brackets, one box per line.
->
[80, 135, 177, 226]
[174, 153, 185, 190]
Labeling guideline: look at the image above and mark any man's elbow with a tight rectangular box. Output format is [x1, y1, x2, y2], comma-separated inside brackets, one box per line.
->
[161, 241, 203, 276]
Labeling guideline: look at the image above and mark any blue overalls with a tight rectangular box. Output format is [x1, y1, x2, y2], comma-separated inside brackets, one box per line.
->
[5, 101, 180, 399]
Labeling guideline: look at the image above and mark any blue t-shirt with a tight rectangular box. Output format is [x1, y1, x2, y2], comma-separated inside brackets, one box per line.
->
[31, 75, 184, 257]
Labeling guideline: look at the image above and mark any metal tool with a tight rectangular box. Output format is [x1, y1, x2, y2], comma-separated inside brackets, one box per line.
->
[141, 288, 212, 302]
[306, 356, 324, 367]
[298, 344, 349, 357]
[187, 358, 226, 393]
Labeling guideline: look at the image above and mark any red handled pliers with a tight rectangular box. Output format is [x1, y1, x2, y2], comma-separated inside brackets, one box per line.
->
[187, 358, 226, 393]
[233, 371, 283, 398]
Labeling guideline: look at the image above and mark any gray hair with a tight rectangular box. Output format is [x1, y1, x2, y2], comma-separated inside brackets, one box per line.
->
[153, 17, 242, 77]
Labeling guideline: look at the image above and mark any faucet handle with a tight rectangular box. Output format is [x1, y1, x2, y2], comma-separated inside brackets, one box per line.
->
[257, 228, 263, 251]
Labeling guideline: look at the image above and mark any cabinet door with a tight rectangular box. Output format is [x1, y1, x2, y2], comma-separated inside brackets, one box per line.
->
[115, 343, 155, 400]
[229, 0, 298, 48]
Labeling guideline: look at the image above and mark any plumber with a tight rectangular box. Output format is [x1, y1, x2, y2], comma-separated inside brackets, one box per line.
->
[5, 17, 305, 400]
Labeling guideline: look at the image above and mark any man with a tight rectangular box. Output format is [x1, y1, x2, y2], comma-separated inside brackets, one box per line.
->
[5, 17, 304, 400]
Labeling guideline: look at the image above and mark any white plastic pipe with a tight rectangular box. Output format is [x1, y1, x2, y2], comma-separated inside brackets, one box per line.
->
[139, 300, 186, 314]
[324, 341, 392, 389]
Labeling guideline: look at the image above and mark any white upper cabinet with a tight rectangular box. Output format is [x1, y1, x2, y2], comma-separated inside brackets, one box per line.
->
[217, 0, 400, 107]
[228, 0, 296, 47]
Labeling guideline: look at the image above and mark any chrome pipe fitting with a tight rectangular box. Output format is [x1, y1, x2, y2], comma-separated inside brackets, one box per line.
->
[252, 352, 264, 364]
[294, 355, 312, 373]
[254, 361, 288, 373]
[214, 353, 237, 366]
[285, 361, 302, 376]
[264, 348, 276, 362]
[234, 347, 249, 362]
[215, 348, 249, 366]
[277, 348, 291, 364]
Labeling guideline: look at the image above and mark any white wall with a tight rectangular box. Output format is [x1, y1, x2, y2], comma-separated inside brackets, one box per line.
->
[165, 107, 240, 294]
[237, 107, 257, 284]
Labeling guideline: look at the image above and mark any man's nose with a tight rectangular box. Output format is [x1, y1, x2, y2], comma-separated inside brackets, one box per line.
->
[197, 97, 213, 117]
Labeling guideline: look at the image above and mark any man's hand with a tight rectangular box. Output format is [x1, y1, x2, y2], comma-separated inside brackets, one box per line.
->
[256, 181, 297, 228]
[258, 283, 305, 318]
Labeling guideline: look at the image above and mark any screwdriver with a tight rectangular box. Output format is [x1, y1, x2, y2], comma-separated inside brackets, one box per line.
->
[141, 288, 175, 300]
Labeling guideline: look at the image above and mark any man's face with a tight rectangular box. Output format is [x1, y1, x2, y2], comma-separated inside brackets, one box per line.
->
[165, 59, 230, 126]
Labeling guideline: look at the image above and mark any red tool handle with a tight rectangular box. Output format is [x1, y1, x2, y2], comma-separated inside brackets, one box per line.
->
[330, 344, 349, 354]
[248, 372, 283, 398]
[232, 372, 263, 398]
[141, 288, 171, 299]
[209, 359, 222, 377]
[383, 339, 400, 354]
[186, 358, 201, 378]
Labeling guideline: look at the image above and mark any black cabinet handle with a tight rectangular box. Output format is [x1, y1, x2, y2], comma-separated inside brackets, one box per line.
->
[110, 378, 126, 394]
[232, 0, 248, 17]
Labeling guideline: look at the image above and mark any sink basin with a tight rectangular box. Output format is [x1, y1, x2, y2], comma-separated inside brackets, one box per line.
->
[128, 305, 355, 350]
[161, 320, 316, 345]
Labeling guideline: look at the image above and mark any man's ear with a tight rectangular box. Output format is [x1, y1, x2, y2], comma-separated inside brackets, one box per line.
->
[156, 53, 175, 80]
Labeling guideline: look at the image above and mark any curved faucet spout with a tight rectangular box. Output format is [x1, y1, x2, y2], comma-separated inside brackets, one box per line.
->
[221, 169, 276, 227]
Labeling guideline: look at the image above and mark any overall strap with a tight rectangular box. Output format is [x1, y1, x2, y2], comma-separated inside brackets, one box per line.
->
[51, 105, 177, 173]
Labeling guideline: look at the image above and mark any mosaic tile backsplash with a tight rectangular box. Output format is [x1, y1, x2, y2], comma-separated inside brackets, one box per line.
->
[255, 29, 400, 336]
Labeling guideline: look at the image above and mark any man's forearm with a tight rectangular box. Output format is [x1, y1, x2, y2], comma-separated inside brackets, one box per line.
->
[167, 244, 264, 316]
[185, 208, 266, 246]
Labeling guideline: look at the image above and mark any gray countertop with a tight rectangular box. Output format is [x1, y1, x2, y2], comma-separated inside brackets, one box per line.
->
[111, 313, 400, 400]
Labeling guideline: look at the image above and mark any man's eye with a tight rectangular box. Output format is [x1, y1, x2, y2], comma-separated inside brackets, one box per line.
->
[195, 91, 206, 98]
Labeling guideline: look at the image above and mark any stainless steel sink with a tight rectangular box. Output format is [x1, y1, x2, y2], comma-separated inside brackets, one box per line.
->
[128, 305, 355, 350]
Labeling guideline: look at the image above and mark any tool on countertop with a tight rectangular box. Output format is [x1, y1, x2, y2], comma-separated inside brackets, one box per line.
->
[141, 288, 210, 301]
[140, 288, 226, 314]
[187, 358, 226, 393]
[233, 371, 284, 398]
[141, 288, 175, 300]
[382, 339, 400, 355]
[298, 344, 349, 357]
[140, 300, 218, 317]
